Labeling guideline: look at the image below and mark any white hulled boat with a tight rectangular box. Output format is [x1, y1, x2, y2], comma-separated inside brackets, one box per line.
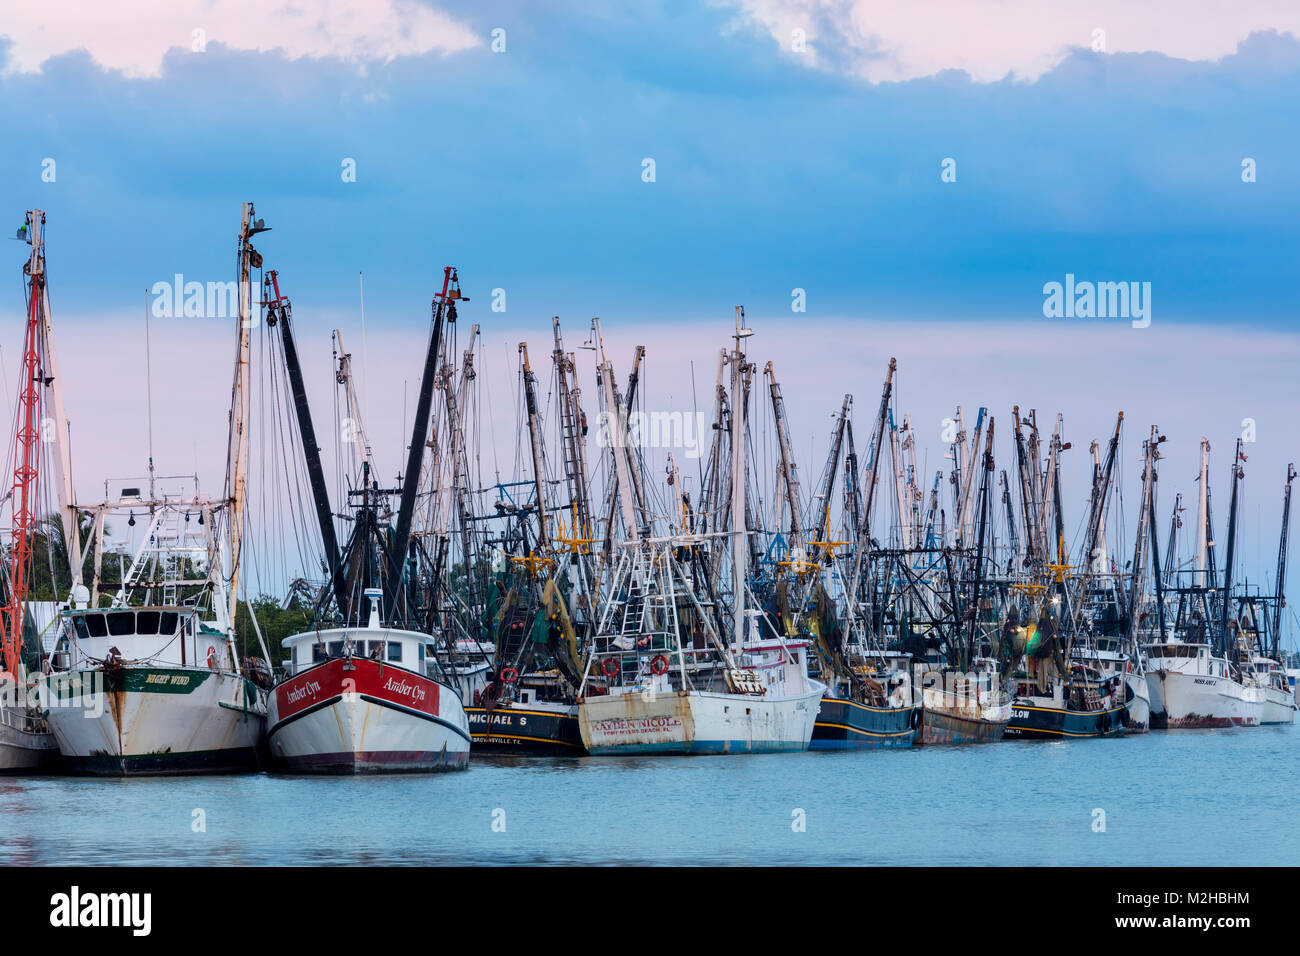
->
[43, 595, 267, 774]
[579, 548, 821, 759]
[1144, 639, 1262, 728]
[578, 543, 824, 754]
[1248, 655, 1295, 725]
[268, 590, 469, 773]
[578, 315, 823, 755]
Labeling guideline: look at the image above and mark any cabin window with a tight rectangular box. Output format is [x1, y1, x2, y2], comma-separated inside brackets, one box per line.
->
[108, 612, 135, 636]
[160, 612, 179, 635]
[387, 642, 402, 663]
[312, 644, 327, 663]
[352, 641, 367, 657]
[328, 641, 345, 657]
[73, 617, 91, 641]
[85, 614, 108, 638]
[417, 643, 426, 660]
[137, 611, 161, 634]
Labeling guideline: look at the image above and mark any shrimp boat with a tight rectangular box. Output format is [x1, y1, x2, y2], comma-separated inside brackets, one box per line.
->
[915, 657, 1012, 744]
[40, 483, 270, 774]
[461, 574, 586, 756]
[800, 579, 919, 749]
[269, 589, 469, 772]
[1005, 659, 1127, 739]
[261, 257, 468, 772]
[1000, 599, 1128, 739]
[577, 316, 823, 754]
[1145, 639, 1263, 728]
[810, 652, 918, 749]
[1146, 440, 1267, 728]
[577, 540, 824, 755]
[1248, 655, 1295, 725]
[45, 583, 268, 774]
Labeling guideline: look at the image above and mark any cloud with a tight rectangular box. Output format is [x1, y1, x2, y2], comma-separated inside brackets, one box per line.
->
[0, 0, 480, 77]
[724, 0, 1300, 82]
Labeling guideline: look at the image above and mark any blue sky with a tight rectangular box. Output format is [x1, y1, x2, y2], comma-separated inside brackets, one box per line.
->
[2, 3, 1298, 324]
[1, 1, 1298, 600]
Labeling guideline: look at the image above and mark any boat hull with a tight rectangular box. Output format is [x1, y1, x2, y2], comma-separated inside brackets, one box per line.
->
[920, 705, 1010, 744]
[1124, 673, 1150, 733]
[809, 696, 918, 749]
[1259, 687, 1295, 725]
[0, 708, 61, 772]
[1004, 699, 1127, 739]
[1146, 672, 1168, 728]
[578, 683, 824, 755]
[1148, 669, 1262, 728]
[41, 667, 265, 775]
[466, 702, 586, 755]
[268, 658, 470, 773]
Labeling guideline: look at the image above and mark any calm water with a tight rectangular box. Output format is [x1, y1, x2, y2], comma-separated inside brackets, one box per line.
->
[2, 723, 1295, 866]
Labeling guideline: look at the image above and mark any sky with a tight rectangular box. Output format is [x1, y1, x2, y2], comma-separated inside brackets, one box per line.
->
[0, 1, 1297, 606]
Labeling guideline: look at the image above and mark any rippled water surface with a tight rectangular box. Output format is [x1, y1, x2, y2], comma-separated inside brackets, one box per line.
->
[2, 723, 1295, 865]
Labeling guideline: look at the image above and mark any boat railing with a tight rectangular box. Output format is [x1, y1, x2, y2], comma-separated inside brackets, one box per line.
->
[0, 705, 51, 736]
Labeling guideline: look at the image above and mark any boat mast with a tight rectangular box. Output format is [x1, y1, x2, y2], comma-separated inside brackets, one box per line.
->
[1272, 463, 1295, 659]
[24, 211, 83, 592]
[965, 417, 995, 667]
[597, 326, 639, 543]
[1126, 426, 1163, 651]
[1219, 439, 1244, 659]
[765, 361, 803, 551]
[1000, 470, 1020, 574]
[385, 267, 456, 621]
[814, 394, 851, 550]
[1195, 438, 1210, 588]
[1081, 413, 1122, 586]
[1012, 407, 1039, 573]
[843, 358, 895, 636]
[224, 203, 266, 627]
[552, 318, 593, 553]
[1, 214, 48, 675]
[887, 410, 910, 549]
[266, 270, 349, 617]
[333, 329, 376, 480]
[956, 407, 985, 548]
[729, 307, 751, 652]
[519, 342, 550, 551]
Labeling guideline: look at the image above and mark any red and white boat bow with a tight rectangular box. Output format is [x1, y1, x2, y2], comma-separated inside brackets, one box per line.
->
[268, 591, 470, 773]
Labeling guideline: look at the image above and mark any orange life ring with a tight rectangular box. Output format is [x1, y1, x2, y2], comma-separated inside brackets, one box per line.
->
[206, 646, 218, 669]
[600, 657, 620, 679]
[500, 667, 519, 685]
[649, 655, 669, 675]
